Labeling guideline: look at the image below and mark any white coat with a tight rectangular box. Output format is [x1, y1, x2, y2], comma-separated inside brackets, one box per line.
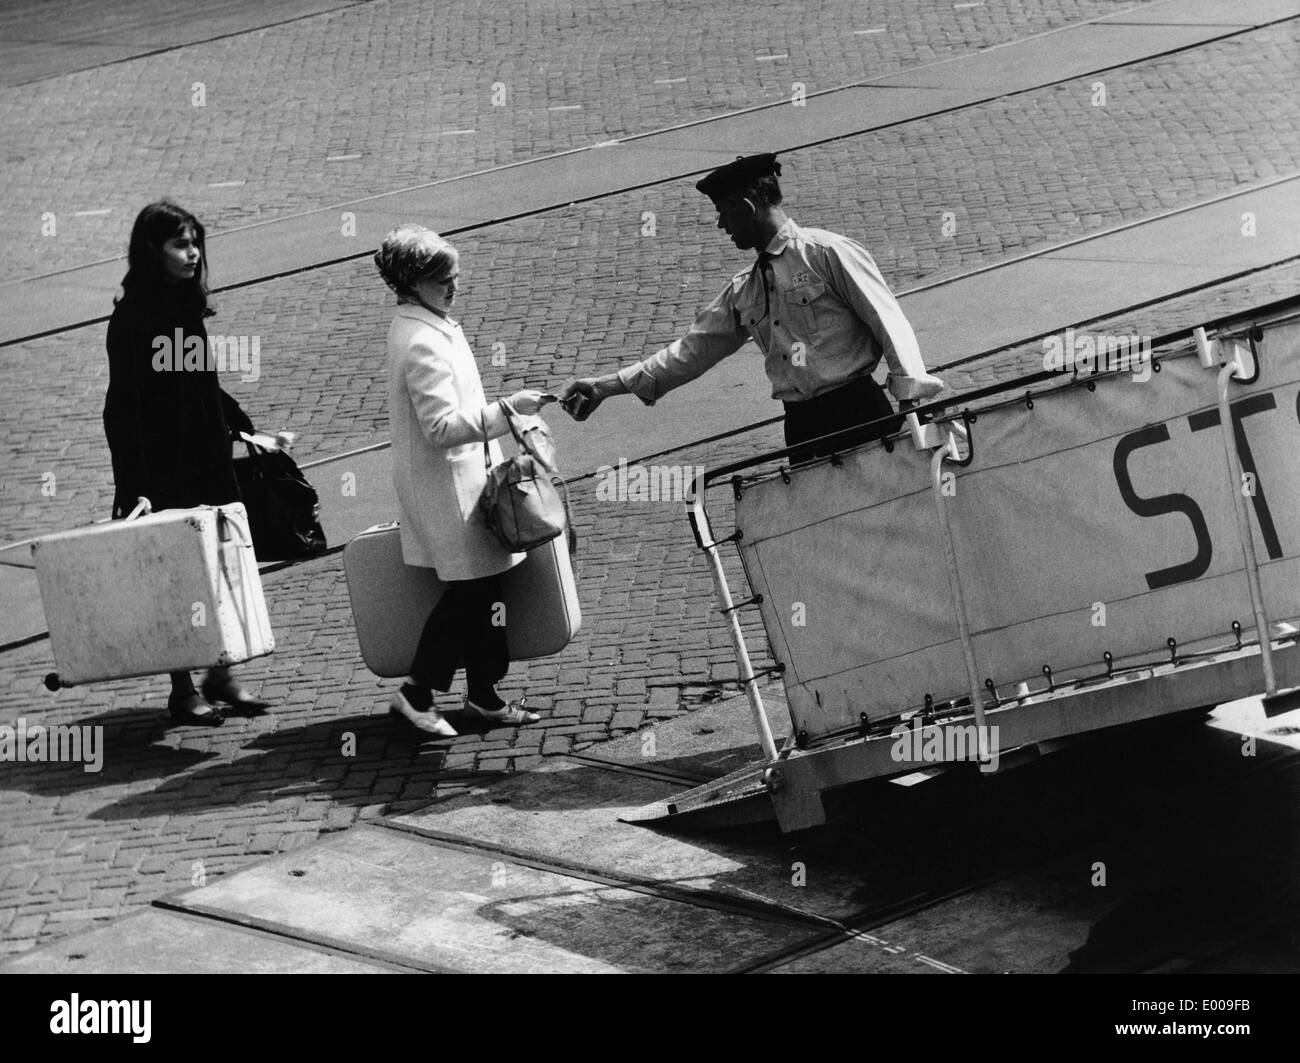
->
[387, 303, 524, 581]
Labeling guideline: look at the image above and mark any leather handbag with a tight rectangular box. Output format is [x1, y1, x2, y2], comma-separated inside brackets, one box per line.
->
[479, 400, 569, 552]
[232, 438, 328, 561]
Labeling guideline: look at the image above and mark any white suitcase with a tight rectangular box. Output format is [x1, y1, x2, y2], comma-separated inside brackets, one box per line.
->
[344, 522, 581, 677]
[32, 503, 274, 688]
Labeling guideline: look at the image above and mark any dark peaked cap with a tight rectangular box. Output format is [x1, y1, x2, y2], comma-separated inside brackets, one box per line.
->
[695, 153, 782, 199]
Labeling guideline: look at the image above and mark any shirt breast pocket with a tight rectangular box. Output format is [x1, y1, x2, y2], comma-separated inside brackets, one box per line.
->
[785, 278, 826, 341]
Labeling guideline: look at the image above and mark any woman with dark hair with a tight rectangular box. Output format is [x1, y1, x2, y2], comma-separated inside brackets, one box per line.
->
[104, 200, 267, 726]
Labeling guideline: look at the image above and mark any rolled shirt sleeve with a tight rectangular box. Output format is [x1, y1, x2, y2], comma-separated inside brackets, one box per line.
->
[818, 238, 944, 402]
[617, 282, 750, 404]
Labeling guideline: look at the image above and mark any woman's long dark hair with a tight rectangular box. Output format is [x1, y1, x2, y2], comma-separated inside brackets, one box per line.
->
[117, 200, 213, 316]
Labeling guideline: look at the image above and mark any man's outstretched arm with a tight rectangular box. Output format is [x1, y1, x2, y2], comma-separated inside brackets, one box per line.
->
[560, 283, 749, 420]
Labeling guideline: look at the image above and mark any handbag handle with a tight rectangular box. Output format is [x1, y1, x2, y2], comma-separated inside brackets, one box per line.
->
[481, 399, 555, 472]
[237, 437, 271, 483]
[481, 404, 495, 472]
[501, 399, 556, 471]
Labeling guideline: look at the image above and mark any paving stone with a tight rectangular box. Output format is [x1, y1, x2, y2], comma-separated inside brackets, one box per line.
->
[609, 710, 645, 730]
[541, 735, 574, 757]
[8, 915, 45, 939]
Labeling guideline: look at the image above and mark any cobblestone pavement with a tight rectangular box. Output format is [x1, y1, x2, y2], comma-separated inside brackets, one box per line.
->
[3, 8, 1300, 956]
[2, 0, 1132, 283]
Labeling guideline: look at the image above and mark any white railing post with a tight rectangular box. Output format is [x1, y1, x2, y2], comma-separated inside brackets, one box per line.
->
[926, 427, 992, 764]
[687, 470, 779, 763]
[1213, 341, 1278, 694]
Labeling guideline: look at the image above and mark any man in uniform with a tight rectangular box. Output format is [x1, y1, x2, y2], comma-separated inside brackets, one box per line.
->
[558, 153, 944, 457]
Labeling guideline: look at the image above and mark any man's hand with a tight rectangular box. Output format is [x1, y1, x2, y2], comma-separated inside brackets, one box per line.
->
[558, 379, 599, 420]
[558, 375, 626, 421]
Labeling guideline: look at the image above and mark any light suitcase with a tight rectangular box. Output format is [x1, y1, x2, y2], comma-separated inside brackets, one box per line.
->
[32, 503, 274, 688]
[344, 522, 581, 677]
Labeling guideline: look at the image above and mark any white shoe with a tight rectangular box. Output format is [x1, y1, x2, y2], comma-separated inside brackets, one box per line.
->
[465, 696, 540, 726]
[389, 690, 457, 737]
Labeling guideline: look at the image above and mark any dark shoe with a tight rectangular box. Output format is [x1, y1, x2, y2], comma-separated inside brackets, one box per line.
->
[201, 672, 270, 714]
[168, 691, 224, 727]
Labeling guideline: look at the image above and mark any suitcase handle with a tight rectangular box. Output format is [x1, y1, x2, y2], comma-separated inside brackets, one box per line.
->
[215, 508, 252, 550]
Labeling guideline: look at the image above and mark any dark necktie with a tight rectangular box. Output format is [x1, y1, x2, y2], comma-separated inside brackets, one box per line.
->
[756, 251, 775, 320]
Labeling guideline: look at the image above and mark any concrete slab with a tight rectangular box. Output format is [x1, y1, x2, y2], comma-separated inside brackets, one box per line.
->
[0, 907, 401, 974]
[167, 822, 818, 972]
[851, 872, 1115, 974]
[571, 681, 784, 781]
[912, 178, 1300, 364]
[392, 757, 1017, 925]
[0, 0, 353, 87]
[627, 87, 974, 158]
[874, 24, 1233, 93]
[1045, 182, 1300, 271]
[763, 936, 953, 974]
[1098, 0, 1298, 26]
[300, 444, 398, 548]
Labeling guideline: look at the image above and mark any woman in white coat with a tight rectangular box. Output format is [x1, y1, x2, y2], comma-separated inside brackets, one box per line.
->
[376, 225, 553, 736]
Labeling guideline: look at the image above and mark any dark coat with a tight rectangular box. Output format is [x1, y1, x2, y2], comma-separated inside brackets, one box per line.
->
[103, 289, 252, 518]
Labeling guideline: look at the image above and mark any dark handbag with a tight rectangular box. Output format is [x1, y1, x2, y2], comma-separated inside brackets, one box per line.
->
[232, 438, 328, 561]
[479, 401, 570, 552]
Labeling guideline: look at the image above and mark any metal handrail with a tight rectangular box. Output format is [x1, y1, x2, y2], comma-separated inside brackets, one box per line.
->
[687, 468, 779, 762]
[1210, 338, 1277, 694]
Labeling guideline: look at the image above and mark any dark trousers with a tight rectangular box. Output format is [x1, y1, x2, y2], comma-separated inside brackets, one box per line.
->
[783, 375, 902, 459]
[409, 571, 508, 695]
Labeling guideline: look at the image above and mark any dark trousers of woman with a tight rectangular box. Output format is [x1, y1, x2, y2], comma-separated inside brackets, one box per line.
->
[409, 571, 508, 698]
[783, 374, 902, 460]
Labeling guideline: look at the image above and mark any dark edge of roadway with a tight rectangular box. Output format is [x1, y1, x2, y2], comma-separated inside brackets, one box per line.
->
[732, 871, 1018, 975]
[135, 904, 425, 974]
[371, 816, 847, 932]
[4, 1, 372, 90]
[147, 895, 450, 974]
[4, 8, 1296, 348]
